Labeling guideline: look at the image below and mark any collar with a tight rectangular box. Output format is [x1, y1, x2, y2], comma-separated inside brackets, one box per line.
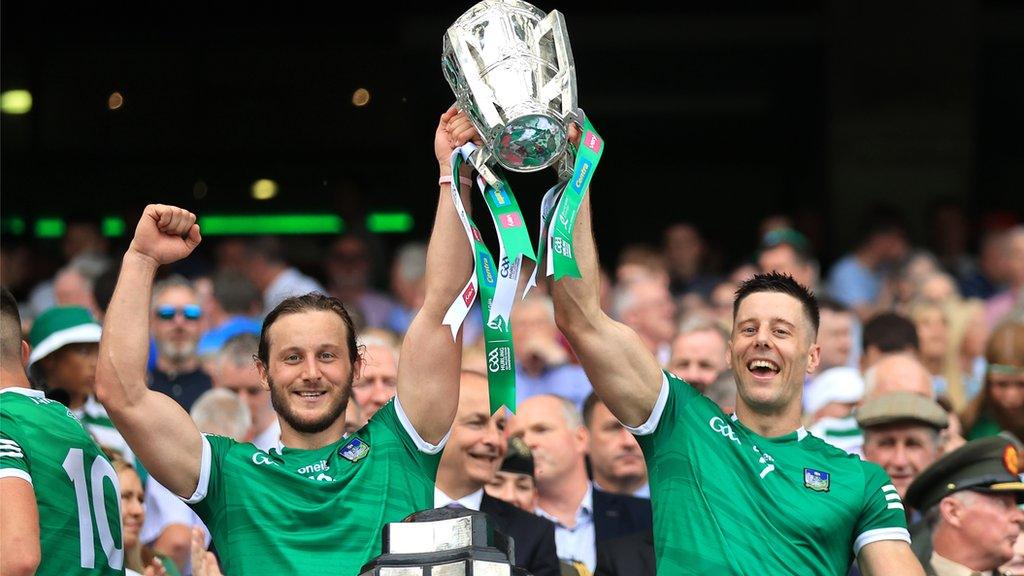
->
[434, 487, 483, 511]
[0, 386, 44, 398]
[535, 482, 594, 524]
[931, 551, 993, 576]
[730, 412, 808, 441]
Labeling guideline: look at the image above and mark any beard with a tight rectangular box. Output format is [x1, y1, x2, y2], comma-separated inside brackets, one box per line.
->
[268, 374, 352, 435]
[157, 339, 197, 365]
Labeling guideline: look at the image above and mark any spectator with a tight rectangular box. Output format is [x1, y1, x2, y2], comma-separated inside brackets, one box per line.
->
[434, 371, 560, 576]
[986, 226, 1024, 329]
[943, 299, 989, 409]
[861, 311, 920, 372]
[804, 366, 864, 425]
[52, 253, 111, 320]
[707, 279, 737, 330]
[904, 436, 1024, 574]
[612, 277, 676, 365]
[857, 392, 948, 500]
[324, 233, 397, 330]
[110, 454, 179, 576]
[826, 206, 910, 320]
[961, 322, 1024, 441]
[149, 276, 212, 411]
[960, 229, 1011, 300]
[583, 393, 648, 498]
[209, 333, 278, 450]
[513, 293, 591, 409]
[666, 316, 729, 393]
[486, 437, 540, 513]
[909, 301, 951, 396]
[756, 228, 818, 291]
[914, 272, 959, 306]
[615, 244, 669, 288]
[662, 223, 718, 299]
[508, 395, 652, 573]
[242, 236, 324, 315]
[351, 333, 399, 421]
[704, 369, 738, 414]
[386, 242, 427, 334]
[27, 218, 109, 318]
[196, 271, 262, 360]
[890, 251, 942, 311]
[814, 297, 855, 375]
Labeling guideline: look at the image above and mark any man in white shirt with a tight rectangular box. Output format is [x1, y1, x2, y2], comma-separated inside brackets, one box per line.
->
[209, 333, 279, 450]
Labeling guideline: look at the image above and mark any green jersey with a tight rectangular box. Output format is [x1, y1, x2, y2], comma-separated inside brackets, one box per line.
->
[186, 396, 444, 575]
[0, 387, 125, 575]
[631, 372, 909, 575]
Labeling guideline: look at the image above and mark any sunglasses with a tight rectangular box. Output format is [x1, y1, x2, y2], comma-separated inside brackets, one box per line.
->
[155, 304, 203, 321]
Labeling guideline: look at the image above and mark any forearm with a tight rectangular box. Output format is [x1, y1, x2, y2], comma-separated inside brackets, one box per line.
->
[550, 193, 605, 335]
[0, 480, 40, 576]
[420, 166, 475, 318]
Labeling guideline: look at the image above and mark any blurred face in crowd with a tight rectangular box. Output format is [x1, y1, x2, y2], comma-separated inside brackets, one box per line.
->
[587, 400, 646, 491]
[152, 285, 202, 364]
[943, 491, 1024, 569]
[876, 231, 910, 264]
[913, 306, 949, 365]
[1007, 231, 1024, 287]
[327, 236, 371, 290]
[486, 470, 538, 512]
[862, 424, 939, 498]
[729, 292, 819, 414]
[62, 223, 106, 261]
[258, 311, 355, 436]
[817, 308, 853, 372]
[919, 274, 957, 304]
[214, 359, 275, 438]
[438, 373, 507, 495]
[710, 282, 735, 326]
[668, 329, 728, 392]
[507, 396, 587, 489]
[621, 280, 677, 345]
[38, 343, 99, 403]
[869, 355, 934, 399]
[117, 467, 145, 550]
[53, 269, 98, 316]
[344, 400, 364, 435]
[351, 344, 397, 420]
[988, 367, 1024, 416]
[758, 244, 814, 290]
[663, 224, 703, 278]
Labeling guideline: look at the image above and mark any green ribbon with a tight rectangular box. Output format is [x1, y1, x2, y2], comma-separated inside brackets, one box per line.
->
[549, 116, 603, 279]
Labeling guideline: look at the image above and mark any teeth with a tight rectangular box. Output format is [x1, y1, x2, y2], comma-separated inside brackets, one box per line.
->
[748, 360, 779, 371]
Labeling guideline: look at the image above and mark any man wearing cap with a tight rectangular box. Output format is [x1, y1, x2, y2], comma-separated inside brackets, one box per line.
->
[905, 437, 1024, 575]
[758, 227, 819, 292]
[27, 306, 134, 461]
[858, 392, 949, 501]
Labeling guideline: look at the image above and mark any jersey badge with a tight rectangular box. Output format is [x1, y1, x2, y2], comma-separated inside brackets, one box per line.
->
[339, 437, 370, 463]
[804, 468, 830, 492]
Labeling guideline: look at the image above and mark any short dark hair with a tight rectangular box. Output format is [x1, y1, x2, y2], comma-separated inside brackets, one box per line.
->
[257, 293, 358, 366]
[816, 296, 850, 315]
[733, 272, 820, 335]
[862, 312, 919, 353]
[213, 270, 261, 315]
[1, 287, 23, 360]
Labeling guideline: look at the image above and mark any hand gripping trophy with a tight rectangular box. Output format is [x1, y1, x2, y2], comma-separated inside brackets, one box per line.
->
[440, 0, 604, 415]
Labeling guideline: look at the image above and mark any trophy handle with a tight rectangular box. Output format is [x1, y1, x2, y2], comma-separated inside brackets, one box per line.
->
[533, 10, 577, 122]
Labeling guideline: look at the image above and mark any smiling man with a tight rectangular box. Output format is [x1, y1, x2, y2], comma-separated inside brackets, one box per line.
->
[95, 109, 471, 576]
[547, 171, 923, 574]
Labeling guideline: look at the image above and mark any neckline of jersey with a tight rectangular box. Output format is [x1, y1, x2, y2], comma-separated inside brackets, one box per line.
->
[730, 412, 808, 444]
[272, 432, 352, 455]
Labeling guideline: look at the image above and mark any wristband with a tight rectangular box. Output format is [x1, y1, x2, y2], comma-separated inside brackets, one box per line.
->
[439, 174, 474, 187]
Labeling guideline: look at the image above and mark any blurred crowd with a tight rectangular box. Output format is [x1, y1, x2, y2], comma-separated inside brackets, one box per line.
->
[2, 200, 1023, 575]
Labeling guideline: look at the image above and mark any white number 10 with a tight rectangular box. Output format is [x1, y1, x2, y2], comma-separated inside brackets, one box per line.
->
[62, 448, 125, 570]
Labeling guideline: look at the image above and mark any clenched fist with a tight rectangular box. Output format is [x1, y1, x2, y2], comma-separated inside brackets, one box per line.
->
[128, 204, 202, 266]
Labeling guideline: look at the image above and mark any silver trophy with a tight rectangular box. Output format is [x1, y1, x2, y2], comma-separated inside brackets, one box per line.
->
[443, 0, 578, 183]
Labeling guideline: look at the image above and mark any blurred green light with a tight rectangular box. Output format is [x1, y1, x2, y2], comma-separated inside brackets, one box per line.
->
[366, 212, 414, 233]
[102, 217, 126, 237]
[2, 217, 26, 235]
[35, 218, 65, 238]
[1, 90, 32, 115]
[198, 214, 344, 235]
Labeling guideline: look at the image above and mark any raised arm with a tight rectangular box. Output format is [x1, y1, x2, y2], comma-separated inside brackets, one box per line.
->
[396, 107, 478, 443]
[550, 145, 664, 427]
[95, 205, 205, 498]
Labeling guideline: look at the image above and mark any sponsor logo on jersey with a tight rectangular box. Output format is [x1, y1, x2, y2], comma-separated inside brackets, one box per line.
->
[583, 132, 602, 153]
[804, 468, 830, 492]
[297, 460, 330, 475]
[709, 416, 741, 445]
[251, 452, 279, 466]
[489, 188, 510, 207]
[339, 437, 370, 463]
[478, 252, 497, 287]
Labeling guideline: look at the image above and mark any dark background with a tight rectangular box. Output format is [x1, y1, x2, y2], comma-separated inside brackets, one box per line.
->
[3, 1, 1023, 273]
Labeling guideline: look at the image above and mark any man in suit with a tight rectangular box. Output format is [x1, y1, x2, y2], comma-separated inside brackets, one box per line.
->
[595, 529, 655, 576]
[434, 371, 561, 576]
[508, 394, 652, 574]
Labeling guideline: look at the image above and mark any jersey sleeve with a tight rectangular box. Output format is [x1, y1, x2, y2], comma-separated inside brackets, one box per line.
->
[0, 419, 31, 484]
[630, 370, 702, 450]
[184, 433, 233, 529]
[852, 462, 911, 556]
[373, 397, 447, 480]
